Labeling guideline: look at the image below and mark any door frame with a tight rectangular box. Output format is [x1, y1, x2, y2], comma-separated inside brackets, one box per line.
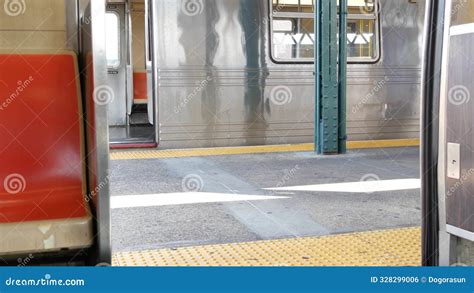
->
[146, 0, 159, 144]
[106, 0, 158, 147]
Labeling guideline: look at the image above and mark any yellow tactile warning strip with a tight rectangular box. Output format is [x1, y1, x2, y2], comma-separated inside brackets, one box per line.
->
[113, 227, 421, 267]
[110, 139, 420, 161]
[348, 138, 420, 149]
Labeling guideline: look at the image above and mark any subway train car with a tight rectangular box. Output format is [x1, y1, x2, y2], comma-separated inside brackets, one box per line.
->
[105, 0, 425, 148]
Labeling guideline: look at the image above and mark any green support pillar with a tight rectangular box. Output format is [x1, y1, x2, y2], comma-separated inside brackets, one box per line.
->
[315, 0, 347, 154]
[338, 0, 348, 153]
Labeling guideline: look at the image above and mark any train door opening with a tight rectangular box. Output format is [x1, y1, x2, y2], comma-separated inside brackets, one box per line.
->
[109, 0, 425, 267]
[105, 0, 156, 148]
[425, 0, 474, 266]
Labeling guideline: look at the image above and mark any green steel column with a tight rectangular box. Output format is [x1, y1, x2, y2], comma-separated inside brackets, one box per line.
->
[326, 0, 338, 154]
[315, 0, 321, 153]
[338, 0, 348, 153]
[315, 0, 347, 155]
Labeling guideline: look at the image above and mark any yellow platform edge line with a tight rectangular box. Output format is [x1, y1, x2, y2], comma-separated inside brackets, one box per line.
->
[113, 226, 421, 267]
[110, 138, 420, 161]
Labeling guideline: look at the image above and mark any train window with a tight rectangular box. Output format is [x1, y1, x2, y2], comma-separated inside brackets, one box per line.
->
[271, 17, 315, 60]
[271, 0, 315, 61]
[272, 0, 314, 13]
[346, 0, 378, 61]
[347, 19, 378, 61]
[105, 12, 121, 68]
[270, 0, 380, 63]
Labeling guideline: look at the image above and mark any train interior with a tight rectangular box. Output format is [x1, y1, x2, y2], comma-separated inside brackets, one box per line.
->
[106, 0, 156, 148]
[3, 0, 468, 267]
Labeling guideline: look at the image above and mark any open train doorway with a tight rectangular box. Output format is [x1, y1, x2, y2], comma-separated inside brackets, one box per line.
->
[0, 0, 425, 267]
[105, 0, 156, 149]
[109, 0, 424, 267]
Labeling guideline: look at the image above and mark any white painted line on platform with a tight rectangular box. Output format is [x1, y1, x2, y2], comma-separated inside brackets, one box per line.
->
[265, 179, 421, 193]
[111, 192, 290, 209]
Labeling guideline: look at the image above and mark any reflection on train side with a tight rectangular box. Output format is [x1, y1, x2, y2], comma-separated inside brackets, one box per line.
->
[103, 0, 424, 149]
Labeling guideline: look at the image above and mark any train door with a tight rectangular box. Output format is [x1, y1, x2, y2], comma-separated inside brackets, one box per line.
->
[105, 0, 156, 148]
[423, 0, 474, 266]
[441, 0, 474, 265]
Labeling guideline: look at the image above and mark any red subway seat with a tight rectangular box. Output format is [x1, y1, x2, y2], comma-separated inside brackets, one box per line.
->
[0, 52, 87, 224]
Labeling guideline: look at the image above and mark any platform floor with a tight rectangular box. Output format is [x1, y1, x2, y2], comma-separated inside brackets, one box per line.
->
[110, 143, 421, 259]
[113, 227, 421, 266]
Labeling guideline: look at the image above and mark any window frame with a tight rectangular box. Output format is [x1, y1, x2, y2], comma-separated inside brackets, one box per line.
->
[268, 0, 381, 64]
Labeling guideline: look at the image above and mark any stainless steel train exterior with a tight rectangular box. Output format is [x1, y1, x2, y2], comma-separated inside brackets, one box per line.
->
[147, 0, 425, 149]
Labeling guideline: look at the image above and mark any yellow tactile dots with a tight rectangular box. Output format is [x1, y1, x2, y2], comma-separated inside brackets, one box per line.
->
[110, 139, 420, 161]
[113, 227, 421, 267]
[110, 144, 313, 160]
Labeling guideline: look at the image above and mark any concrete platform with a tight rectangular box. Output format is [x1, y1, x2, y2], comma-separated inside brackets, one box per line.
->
[110, 145, 421, 253]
